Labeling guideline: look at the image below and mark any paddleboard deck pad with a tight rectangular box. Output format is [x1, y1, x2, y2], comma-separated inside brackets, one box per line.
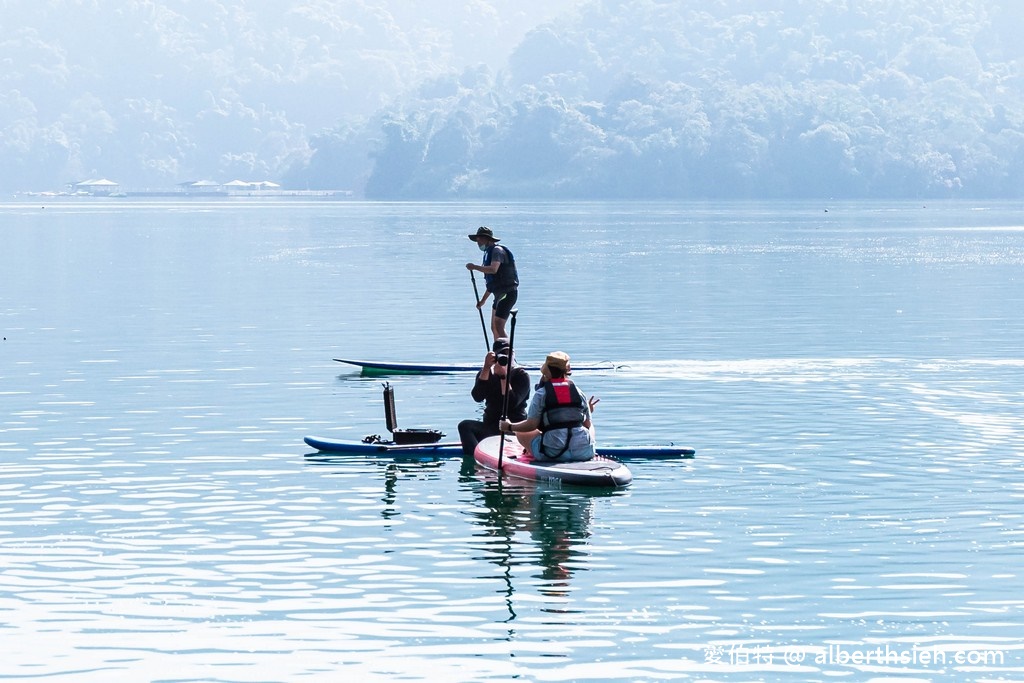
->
[473, 435, 632, 487]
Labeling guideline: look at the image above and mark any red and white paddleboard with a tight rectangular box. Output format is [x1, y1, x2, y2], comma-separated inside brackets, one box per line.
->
[473, 435, 632, 488]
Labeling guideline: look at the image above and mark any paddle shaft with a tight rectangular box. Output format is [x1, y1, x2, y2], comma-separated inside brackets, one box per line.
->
[470, 271, 490, 352]
[497, 308, 518, 470]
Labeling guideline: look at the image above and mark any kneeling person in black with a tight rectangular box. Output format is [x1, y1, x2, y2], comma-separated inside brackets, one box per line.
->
[458, 338, 531, 457]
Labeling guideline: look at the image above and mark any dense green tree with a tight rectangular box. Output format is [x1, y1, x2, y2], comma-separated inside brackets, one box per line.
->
[359, 0, 1024, 199]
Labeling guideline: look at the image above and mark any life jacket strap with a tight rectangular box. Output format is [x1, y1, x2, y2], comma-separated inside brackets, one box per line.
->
[541, 419, 585, 432]
[541, 427, 575, 459]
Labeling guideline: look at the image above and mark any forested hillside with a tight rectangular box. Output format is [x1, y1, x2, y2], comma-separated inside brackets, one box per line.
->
[0, 0, 581, 192]
[4, 1, 1022, 199]
[290, 0, 1024, 199]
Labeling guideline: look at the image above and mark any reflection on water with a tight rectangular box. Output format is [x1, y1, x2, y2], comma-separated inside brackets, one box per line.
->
[3, 200, 1024, 680]
[466, 462, 608, 610]
[3, 353, 1022, 680]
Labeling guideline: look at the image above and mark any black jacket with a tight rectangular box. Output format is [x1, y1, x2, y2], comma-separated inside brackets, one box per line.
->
[471, 366, 530, 427]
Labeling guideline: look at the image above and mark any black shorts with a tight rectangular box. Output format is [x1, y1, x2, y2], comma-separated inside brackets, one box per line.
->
[492, 289, 518, 319]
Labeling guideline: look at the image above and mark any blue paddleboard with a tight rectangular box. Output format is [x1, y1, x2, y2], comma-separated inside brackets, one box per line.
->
[304, 435, 694, 459]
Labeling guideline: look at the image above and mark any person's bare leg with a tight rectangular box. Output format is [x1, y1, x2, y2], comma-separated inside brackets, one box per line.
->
[491, 311, 507, 340]
[516, 430, 537, 455]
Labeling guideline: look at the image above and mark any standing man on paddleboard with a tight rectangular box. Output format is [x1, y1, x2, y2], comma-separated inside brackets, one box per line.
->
[458, 337, 531, 457]
[499, 351, 599, 462]
[466, 226, 519, 341]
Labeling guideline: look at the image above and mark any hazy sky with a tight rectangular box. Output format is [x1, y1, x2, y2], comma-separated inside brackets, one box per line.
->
[2, 0, 588, 126]
[0, 0, 589, 188]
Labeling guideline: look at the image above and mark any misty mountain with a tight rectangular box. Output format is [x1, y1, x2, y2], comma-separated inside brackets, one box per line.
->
[4, 1, 1023, 199]
[298, 0, 1024, 199]
[0, 0, 581, 192]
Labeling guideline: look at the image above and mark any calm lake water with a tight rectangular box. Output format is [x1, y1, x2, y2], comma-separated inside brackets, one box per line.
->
[2, 198, 1023, 681]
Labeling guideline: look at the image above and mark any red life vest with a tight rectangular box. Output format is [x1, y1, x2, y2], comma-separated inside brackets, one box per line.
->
[541, 379, 585, 431]
[538, 378, 586, 459]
